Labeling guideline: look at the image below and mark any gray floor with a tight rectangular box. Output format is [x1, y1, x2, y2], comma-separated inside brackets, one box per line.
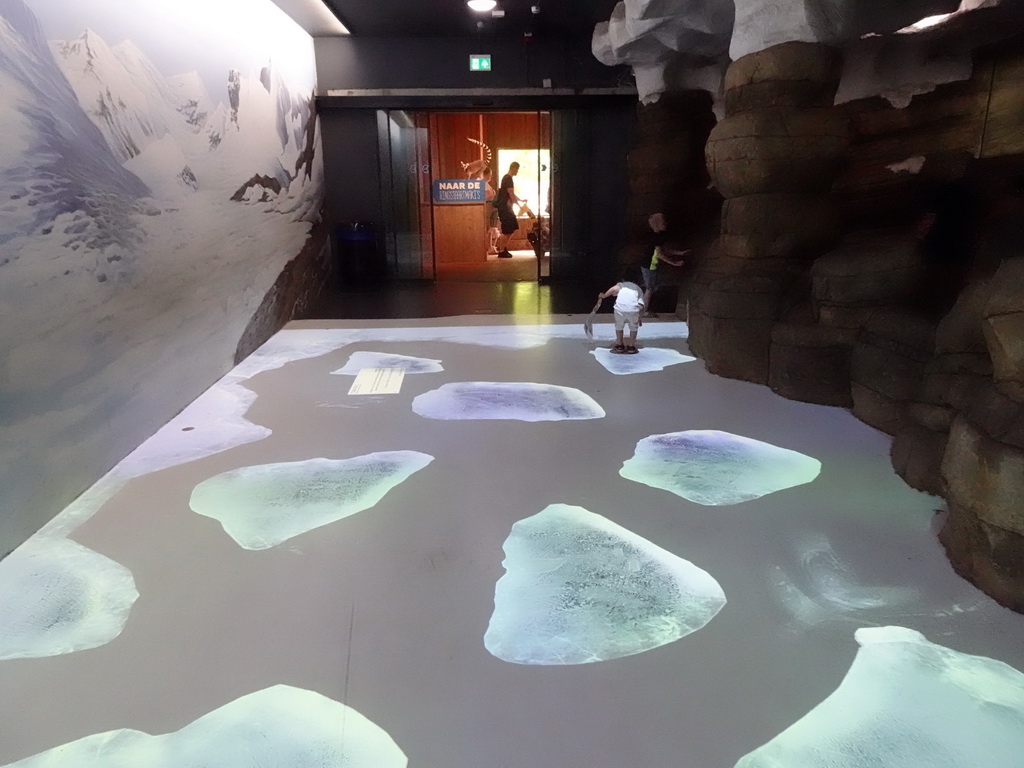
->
[2, 315, 1023, 767]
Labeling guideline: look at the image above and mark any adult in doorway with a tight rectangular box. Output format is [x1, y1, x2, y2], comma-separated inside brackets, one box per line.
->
[482, 166, 500, 255]
[494, 161, 521, 258]
[642, 212, 691, 317]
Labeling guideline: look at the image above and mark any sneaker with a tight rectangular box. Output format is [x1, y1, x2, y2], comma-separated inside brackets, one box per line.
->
[611, 344, 626, 354]
[626, 346, 639, 354]
[498, 250, 513, 258]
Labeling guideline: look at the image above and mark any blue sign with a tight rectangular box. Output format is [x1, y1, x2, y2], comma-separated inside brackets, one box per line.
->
[432, 178, 486, 204]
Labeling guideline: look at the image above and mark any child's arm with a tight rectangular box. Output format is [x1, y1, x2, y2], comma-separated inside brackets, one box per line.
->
[658, 247, 692, 267]
[597, 284, 620, 301]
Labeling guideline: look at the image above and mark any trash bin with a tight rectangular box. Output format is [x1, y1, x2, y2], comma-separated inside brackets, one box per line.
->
[334, 222, 380, 285]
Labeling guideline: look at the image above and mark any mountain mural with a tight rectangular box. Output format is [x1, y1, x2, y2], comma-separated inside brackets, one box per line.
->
[48, 24, 320, 209]
[0, 0, 323, 558]
[0, 0, 149, 250]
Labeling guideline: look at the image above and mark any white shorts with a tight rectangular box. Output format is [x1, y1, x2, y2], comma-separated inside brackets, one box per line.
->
[614, 309, 640, 333]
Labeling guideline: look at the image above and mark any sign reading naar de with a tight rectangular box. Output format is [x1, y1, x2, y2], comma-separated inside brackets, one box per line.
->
[432, 178, 486, 204]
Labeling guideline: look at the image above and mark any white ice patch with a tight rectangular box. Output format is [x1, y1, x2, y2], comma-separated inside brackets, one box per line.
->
[189, 452, 434, 549]
[251, 322, 690, 372]
[887, 156, 927, 175]
[735, 626, 1024, 768]
[2, 684, 407, 768]
[591, 347, 696, 375]
[0, 539, 138, 661]
[412, 382, 605, 422]
[620, 430, 822, 505]
[485, 504, 726, 665]
[769, 533, 916, 628]
[331, 351, 443, 376]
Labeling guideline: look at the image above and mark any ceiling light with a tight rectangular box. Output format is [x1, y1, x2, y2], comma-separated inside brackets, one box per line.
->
[467, 0, 497, 11]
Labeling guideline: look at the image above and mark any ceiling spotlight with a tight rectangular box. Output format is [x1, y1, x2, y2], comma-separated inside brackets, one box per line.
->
[531, 4, 540, 13]
[467, 0, 497, 11]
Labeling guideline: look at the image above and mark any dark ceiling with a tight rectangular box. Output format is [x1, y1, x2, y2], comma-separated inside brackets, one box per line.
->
[325, 0, 619, 39]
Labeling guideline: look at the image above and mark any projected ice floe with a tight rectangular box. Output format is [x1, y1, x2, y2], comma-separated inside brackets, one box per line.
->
[620, 430, 821, 505]
[735, 626, 1024, 768]
[251, 323, 689, 363]
[3, 684, 407, 768]
[590, 347, 696, 375]
[769, 533, 916, 628]
[485, 504, 726, 665]
[331, 351, 443, 376]
[413, 382, 605, 421]
[0, 539, 137, 661]
[190, 452, 434, 549]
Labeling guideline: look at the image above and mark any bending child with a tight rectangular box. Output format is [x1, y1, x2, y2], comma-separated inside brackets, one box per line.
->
[597, 272, 645, 354]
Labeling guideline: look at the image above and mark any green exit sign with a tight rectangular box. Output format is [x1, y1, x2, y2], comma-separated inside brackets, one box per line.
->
[470, 54, 492, 72]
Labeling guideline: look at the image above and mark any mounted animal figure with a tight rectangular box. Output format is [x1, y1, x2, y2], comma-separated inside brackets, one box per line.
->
[460, 138, 492, 179]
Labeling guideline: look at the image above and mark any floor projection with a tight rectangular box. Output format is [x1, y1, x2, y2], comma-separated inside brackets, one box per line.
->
[620, 429, 822, 505]
[735, 626, 1024, 768]
[412, 382, 605, 421]
[590, 346, 696, 375]
[332, 351, 444, 376]
[0, 539, 137, 660]
[485, 504, 726, 665]
[2, 317, 1023, 768]
[1, 685, 407, 768]
[189, 453, 435, 549]
[769, 532, 918, 627]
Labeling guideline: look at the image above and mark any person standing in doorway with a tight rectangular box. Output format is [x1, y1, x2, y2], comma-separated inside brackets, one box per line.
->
[482, 166, 500, 255]
[642, 212, 691, 317]
[494, 161, 521, 258]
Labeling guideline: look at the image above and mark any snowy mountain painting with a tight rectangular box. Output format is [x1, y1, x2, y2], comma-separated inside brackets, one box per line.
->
[0, 0, 324, 553]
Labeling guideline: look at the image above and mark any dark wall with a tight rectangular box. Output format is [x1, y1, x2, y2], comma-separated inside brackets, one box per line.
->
[320, 109, 384, 231]
[315, 36, 625, 91]
[554, 108, 633, 282]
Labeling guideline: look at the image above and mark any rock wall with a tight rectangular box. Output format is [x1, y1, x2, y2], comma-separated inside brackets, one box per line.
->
[693, 41, 849, 384]
[686, 37, 1024, 612]
[235, 224, 331, 364]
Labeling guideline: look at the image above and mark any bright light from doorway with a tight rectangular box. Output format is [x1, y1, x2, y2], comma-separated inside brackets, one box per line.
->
[468, 0, 498, 11]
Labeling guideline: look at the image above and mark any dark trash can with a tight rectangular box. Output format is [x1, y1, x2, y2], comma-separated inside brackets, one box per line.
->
[334, 222, 382, 285]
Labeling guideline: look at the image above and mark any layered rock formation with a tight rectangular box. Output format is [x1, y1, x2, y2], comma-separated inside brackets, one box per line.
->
[596, 0, 1024, 611]
[693, 42, 849, 384]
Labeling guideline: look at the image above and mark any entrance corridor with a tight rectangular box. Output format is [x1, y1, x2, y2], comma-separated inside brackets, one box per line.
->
[2, 287, 1023, 768]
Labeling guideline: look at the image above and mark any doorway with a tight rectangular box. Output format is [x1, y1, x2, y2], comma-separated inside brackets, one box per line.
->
[379, 110, 553, 283]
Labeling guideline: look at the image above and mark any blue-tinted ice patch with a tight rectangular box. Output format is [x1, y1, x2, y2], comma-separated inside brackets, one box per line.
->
[590, 347, 696, 375]
[0, 539, 138, 660]
[190, 452, 434, 549]
[620, 430, 821, 505]
[2, 684, 407, 768]
[485, 504, 726, 665]
[331, 351, 443, 375]
[735, 626, 1024, 768]
[413, 382, 605, 421]
[769, 533, 916, 628]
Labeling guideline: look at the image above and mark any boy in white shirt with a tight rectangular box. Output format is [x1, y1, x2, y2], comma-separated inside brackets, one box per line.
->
[597, 272, 645, 354]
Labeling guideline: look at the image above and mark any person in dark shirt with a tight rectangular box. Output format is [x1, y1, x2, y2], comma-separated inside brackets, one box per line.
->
[641, 213, 691, 316]
[493, 162, 521, 258]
